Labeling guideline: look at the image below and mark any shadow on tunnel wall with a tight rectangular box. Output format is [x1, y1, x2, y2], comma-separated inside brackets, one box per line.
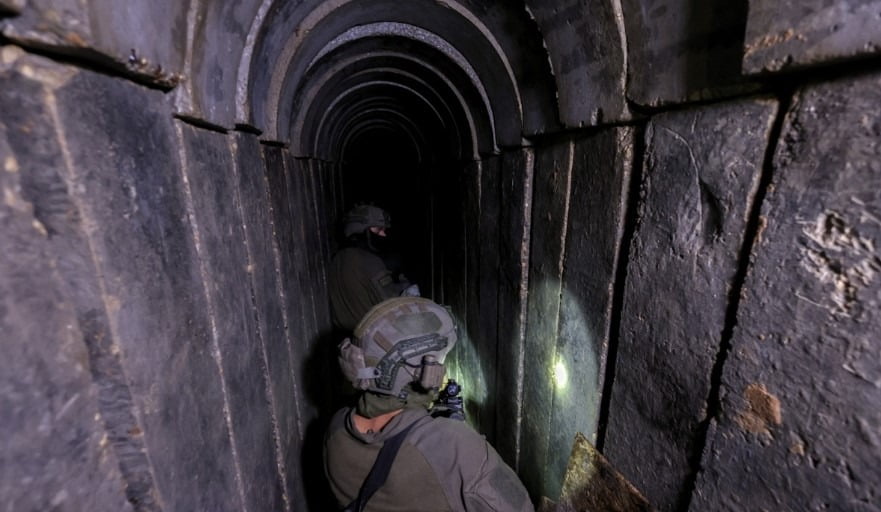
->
[299, 326, 351, 511]
[684, 0, 749, 98]
[623, 0, 752, 107]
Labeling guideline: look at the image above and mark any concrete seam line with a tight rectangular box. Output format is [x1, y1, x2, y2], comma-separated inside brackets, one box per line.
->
[173, 120, 250, 512]
[678, 95, 788, 512]
[46, 77, 165, 512]
[235, 0, 273, 125]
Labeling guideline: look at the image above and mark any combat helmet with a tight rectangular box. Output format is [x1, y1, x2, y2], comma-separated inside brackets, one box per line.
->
[343, 204, 390, 238]
[338, 297, 457, 399]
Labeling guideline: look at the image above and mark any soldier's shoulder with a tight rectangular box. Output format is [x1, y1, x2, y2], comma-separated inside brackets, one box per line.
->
[403, 415, 493, 482]
[410, 415, 486, 448]
[325, 407, 353, 438]
[334, 246, 382, 264]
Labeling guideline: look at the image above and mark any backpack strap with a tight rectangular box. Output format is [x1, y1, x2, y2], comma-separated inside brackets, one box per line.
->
[343, 419, 420, 512]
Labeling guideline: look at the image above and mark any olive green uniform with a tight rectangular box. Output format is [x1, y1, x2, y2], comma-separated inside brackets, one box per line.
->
[328, 246, 410, 331]
[324, 406, 534, 512]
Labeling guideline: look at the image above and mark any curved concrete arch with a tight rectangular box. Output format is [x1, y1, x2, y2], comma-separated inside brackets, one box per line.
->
[320, 107, 435, 164]
[175, 0, 200, 115]
[335, 67, 460, 133]
[305, 21, 501, 132]
[235, 0, 274, 124]
[264, 0, 517, 132]
[294, 65, 473, 159]
[318, 91, 465, 163]
[305, 69, 453, 137]
[244, 0, 534, 145]
[312, 81, 443, 145]
[273, 19, 517, 146]
[310, 83, 447, 160]
[177, 0, 268, 126]
[336, 115, 428, 165]
[288, 46, 490, 157]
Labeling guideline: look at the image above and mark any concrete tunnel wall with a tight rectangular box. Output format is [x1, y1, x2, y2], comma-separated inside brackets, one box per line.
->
[1, 1, 880, 511]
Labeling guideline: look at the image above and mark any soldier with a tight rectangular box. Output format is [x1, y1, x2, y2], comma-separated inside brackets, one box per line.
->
[328, 204, 418, 333]
[325, 297, 534, 512]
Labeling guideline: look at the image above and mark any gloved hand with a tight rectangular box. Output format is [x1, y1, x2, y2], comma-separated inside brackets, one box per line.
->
[400, 284, 421, 297]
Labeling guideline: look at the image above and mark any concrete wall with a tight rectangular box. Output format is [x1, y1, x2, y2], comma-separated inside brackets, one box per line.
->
[505, 1, 881, 510]
[0, 45, 336, 511]
[2, 1, 881, 511]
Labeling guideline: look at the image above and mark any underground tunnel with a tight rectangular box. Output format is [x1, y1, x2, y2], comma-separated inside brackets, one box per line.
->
[1, 1, 880, 511]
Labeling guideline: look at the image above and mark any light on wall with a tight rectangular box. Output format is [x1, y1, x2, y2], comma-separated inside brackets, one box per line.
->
[554, 357, 568, 391]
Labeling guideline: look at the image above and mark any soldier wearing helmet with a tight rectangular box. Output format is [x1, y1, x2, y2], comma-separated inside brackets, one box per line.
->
[324, 297, 534, 512]
[329, 204, 418, 332]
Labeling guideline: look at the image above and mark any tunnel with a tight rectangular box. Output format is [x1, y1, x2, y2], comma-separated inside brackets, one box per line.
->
[1, 1, 880, 511]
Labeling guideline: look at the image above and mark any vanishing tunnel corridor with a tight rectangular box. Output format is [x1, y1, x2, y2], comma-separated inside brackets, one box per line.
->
[2, 1, 881, 511]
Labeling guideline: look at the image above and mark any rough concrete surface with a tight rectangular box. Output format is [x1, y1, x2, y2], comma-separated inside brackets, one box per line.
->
[0, 54, 135, 512]
[743, 0, 881, 74]
[262, 148, 305, 417]
[234, 131, 304, 510]
[439, 164, 473, 427]
[493, 148, 534, 467]
[279, 155, 318, 344]
[280, 155, 338, 510]
[518, 128, 634, 503]
[460, 0, 560, 137]
[526, 0, 630, 126]
[462, 161, 494, 436]
[184, 0, 261, 126]
[438, 166, 467, 313]
[179, 125, 287, 512]
[314, 160, 337, 264]
[1, 0, 188, 87]
[477, 156, 503, 445]
[308, 160, 336, 300]
[52, 63, 241, 511]
[521, 139, 574, 502]
[262, 144, 309, 507]
[692, 71, 881, 512]
[436, 168, 465, 369]
[302, 160, 334, 339]
[4, 2, 881, 511]
[604, 98, 778, 510]
[550, 127, 634, 499]
[282, 156, 323, 416]
[621, 0, 755, 106]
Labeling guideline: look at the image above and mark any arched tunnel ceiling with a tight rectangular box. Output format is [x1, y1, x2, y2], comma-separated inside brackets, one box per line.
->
[0, 0, 559, 151]
[319, 92, 438, 161]
[242, 0, 559, 157]
[338, 115, 426, 164]
[286, 36, 497, 158]
[287, 22, 500, 159]
[295, 52, 477, 160]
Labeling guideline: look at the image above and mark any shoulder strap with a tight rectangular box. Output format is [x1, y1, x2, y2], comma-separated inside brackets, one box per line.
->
[343, 419, 420, 512]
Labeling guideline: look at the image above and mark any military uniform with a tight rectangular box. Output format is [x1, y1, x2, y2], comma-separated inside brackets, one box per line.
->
[328, 246, 410, 332]
[324, 406, 535, 512]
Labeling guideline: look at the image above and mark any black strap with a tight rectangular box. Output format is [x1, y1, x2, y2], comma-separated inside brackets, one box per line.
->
[343, 420, 419, 512]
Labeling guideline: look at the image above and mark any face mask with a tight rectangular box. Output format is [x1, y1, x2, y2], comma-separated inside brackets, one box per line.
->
[366, 230, 392, 253]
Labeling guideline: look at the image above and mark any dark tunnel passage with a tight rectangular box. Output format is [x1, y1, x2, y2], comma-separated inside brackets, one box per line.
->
[278, 10, 553, 304]
[2, 1, 881, 511]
